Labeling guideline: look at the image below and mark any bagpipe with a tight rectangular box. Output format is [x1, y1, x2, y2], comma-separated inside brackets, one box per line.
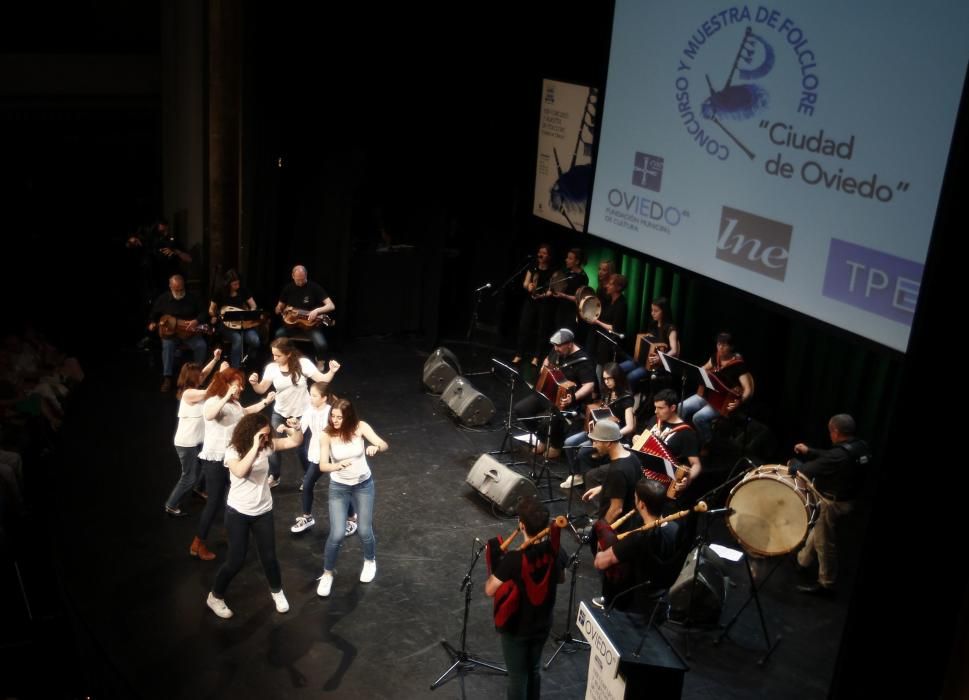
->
[485, 516, 567, 631]
[592, 508, 639, 583]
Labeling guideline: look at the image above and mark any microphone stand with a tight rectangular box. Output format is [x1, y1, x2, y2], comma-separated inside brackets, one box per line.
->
[431, 537, 507, 690]
[544, 542, 590, 668]
[465, 284, 492, 377]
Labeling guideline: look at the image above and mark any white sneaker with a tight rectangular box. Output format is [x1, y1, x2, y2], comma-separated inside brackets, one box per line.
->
[317, 571, 334, 597]
[267, 475, 280, 489]
[271, 589, 290, 613]
[207, 592, 233, 619]
[345, 519, 358, 536]
[291, 515, 315, 533]
[560, 474, 584, 489]
[360, 559, 376, 583]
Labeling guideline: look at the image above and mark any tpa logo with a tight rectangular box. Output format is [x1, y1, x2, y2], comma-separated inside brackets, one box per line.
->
[632, 152, 664, 192]
[716, 206, 792, 281]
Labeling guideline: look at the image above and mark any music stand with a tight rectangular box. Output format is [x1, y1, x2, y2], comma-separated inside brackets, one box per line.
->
[430, 538, 507, 690]
[657, 352, 711, 407]
[489, 358, 530, 467]
[529, 404, 566, 505]
[544, 541, 590, 668]
[713, 550, 783, 666]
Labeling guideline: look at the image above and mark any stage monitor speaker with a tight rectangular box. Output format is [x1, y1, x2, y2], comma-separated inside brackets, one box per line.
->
[466, 454, 537, 514]
[422, 347, 461, 394]
[441, 376, 495, 427]
[669, 545, 728, 625]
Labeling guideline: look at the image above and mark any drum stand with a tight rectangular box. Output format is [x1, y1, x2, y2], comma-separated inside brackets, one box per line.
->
[544, 543, 590, 668]
[431, 538, 506, 690]
[714, 553, 783, 666]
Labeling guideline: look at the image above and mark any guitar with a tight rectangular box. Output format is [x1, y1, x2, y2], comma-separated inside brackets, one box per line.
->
[282, 306, 335, 328]
[220, 305, 268, 331]
[157, 315, 215, 340]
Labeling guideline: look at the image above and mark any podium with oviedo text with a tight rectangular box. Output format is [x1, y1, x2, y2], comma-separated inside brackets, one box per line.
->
[576, 600, 688, 700]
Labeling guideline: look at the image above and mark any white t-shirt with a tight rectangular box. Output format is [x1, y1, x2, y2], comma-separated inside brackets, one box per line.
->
[262, 357, 317, 418]
[300, 403, 331, 464]
[173, 396, 205, 447]
[328, 433, 372, 486]
[198, 398, 244, 461]
[224, 445, 273, 516]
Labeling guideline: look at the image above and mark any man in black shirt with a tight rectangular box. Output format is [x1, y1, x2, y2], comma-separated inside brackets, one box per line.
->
[789, 413, 869, 597]
[148, 275, 208, 392]
[594, 479, 681, 615]
[274, 265, 336, 363]
[641, 389, 702, 499]
[484, 495, 566, 699]
[512, 328, 596, 459]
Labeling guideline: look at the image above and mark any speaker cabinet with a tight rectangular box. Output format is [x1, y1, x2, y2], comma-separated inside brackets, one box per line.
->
[422, 347, 461, 394]
[669, 545, 727, 625]
[441, 376, 495, 427]
[466, 454, 537, 514]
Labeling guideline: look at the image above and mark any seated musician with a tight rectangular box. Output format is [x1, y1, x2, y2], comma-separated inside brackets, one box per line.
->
[512, 328, 596, 460]
[484, 495, 567, 699]
[561, 362, 635, 489]
[148, 275, 208, 393]
[274, 265, 335, 364]
[594, 479, 682, 615]
[619, 296, 679, 389]
[679, 331, 754, 447]
[209, 269, 261, 369]
[641, 389, 702, 499]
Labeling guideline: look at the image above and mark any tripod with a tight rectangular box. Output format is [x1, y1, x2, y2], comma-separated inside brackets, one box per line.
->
[544, 541, 590, 668]
[431, 538, 507, 690]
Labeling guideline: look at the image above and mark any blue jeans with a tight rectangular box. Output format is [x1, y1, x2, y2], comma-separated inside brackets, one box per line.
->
[161, 335, 207, 377]
[224, 328, 261, 368]
[275, 325, 327, 359]
[323, 476, 375, 571]
[500, 631, 548, 700]
[618, 359, 648, 387]
[166, 444, 201, 509]
[680, 394, 717, 444]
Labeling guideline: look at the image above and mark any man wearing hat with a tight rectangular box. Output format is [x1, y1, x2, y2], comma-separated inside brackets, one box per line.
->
[512, 328, 596, 459]
[580, 420, 642, 526]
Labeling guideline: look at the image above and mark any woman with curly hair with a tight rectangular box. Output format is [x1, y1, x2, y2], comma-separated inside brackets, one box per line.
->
[205, 412, 302, 619]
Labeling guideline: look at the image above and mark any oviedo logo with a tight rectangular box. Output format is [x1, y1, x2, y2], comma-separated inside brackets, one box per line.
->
[716, 206, 792, 281]
[674, 7, 821, 162]
[632, 152, 664, 192]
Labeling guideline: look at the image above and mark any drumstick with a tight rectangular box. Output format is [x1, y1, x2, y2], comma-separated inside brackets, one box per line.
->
[616, 501, 707, 540]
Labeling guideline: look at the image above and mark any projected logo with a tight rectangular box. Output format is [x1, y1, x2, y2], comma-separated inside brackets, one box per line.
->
[822, 239, 921, 326]
[673, 7, 821, 163]
[632, 152, 664, 192]
[716, 206, 792, 281]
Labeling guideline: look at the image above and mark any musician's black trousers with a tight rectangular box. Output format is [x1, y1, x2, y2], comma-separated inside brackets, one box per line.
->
[512, 395, 567, 448]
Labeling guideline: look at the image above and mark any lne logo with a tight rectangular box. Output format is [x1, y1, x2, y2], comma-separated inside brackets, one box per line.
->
[716, 206, 793, 281]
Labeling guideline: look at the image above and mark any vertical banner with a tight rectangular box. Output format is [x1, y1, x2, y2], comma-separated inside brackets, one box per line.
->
[534, 79, 598, 232]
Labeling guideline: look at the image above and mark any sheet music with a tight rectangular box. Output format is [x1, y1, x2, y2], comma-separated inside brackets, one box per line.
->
[697, 367, 717, 391]
[658, 351, 672, 373]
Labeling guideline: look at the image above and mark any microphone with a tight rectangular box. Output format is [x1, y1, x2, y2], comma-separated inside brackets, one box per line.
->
[474, 282, 492, 293]
[604, 580, 653, 617]
[609, 330, 625, 340]
[704, 507, 733, 517]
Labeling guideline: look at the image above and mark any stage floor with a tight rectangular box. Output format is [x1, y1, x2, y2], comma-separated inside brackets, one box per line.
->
[2, 337, 849, 699]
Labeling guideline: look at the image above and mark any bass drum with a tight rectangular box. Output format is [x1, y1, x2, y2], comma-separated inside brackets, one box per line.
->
[726, 465, 818, 556]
